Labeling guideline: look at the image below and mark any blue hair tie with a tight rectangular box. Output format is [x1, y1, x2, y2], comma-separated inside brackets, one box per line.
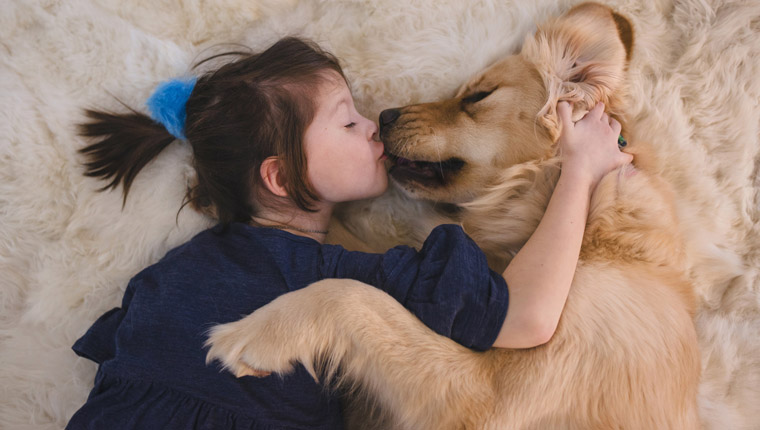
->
[146, 77, 197, 140]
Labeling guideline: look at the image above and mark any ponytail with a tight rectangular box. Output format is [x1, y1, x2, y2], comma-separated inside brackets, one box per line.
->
[78, 108, 176, 206]
[79, 77, 194, 206]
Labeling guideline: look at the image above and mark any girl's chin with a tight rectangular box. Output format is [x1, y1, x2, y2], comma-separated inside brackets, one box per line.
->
[362, 179, 389, 201]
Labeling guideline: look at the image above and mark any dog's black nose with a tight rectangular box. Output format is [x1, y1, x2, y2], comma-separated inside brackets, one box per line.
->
[379, 109, 400, 129]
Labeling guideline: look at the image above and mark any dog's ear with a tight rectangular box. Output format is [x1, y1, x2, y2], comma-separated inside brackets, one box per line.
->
[521, 2, 634, 141]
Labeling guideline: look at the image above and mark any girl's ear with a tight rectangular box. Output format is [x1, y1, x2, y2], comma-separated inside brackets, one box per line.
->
[260, 156, 289, 198]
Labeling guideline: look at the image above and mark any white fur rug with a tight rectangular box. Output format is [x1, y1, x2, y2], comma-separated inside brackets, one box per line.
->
[1, 0, 758, 428]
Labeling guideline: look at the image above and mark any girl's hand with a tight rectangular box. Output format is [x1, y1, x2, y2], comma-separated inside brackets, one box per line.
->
[556, 101, 633, 188]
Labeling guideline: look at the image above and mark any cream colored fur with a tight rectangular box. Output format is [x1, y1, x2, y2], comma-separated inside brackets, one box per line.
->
[1, 0, 759, 429]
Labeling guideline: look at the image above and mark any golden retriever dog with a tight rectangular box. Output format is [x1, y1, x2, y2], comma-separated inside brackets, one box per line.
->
[206, 3, 701, 429]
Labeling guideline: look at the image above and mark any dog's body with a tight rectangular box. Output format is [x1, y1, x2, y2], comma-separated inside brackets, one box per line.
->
[206, 4, 702, 429]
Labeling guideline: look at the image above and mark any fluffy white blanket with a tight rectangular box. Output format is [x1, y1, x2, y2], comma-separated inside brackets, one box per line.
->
[1, 0, 758, 428]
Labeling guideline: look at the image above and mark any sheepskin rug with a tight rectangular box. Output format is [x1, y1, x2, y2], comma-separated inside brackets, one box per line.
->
[1, 0, 758, 428]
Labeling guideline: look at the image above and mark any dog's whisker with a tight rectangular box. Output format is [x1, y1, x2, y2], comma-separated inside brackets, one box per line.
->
[400, 137, 412, 160]
[435, 141, 445, 181]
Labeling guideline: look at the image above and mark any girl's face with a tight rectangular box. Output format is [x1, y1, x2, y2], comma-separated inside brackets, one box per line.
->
[303, 74, 388, 204]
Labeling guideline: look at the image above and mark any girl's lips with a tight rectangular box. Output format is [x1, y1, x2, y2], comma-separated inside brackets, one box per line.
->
[373, 138, 385, 160]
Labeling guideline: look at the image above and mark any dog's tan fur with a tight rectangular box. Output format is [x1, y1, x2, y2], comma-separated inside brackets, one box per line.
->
[205, 3, 701, 429]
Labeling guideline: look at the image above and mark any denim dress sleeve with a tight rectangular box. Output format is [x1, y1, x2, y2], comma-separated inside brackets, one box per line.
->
[72, 278, 139, 365]
[320, 224, 509, 351]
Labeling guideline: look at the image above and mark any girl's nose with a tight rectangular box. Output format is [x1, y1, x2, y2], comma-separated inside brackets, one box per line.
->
[366, 118, 379, 139]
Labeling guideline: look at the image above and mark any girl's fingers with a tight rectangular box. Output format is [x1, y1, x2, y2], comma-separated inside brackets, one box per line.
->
[610, 117, 622, 135]
[587, 102, 605, 120]
[622, 152, 634, 165]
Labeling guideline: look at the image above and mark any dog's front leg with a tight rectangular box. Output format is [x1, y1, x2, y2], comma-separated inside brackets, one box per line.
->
[205, 278, 496, 430]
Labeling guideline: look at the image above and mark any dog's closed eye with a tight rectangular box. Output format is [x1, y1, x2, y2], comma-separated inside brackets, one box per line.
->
[461, 90, 494, 104]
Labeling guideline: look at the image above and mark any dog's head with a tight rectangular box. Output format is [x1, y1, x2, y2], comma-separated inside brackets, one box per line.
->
[380, 2, 633, 203]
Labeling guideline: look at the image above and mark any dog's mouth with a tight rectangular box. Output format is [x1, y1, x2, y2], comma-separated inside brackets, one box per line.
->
[386, 152, 465, 188]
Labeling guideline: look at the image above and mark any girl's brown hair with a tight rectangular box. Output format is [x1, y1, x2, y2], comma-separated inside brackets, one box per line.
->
[79, 37, 347, 224]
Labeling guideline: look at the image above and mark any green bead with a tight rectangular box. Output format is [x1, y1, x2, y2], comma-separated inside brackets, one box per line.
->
[618, 135, 627, 147]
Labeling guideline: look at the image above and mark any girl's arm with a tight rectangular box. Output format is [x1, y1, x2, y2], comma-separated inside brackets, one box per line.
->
[492, 102, 632, 349]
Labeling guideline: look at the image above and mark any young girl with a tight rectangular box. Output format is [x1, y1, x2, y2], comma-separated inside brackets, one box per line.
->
[68, 37, 630, 429]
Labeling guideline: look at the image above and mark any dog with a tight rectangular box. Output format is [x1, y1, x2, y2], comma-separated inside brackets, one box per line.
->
[205, 3, 701, 429]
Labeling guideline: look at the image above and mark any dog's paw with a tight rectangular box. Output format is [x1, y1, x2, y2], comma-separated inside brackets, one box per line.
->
[205, 305, 297, 379]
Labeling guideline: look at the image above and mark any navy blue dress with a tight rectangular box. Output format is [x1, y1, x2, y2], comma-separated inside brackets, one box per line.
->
[67, 223, 509, 429]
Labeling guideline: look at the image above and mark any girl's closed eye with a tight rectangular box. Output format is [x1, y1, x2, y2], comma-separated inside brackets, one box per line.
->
[345, 122, 356, 129]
